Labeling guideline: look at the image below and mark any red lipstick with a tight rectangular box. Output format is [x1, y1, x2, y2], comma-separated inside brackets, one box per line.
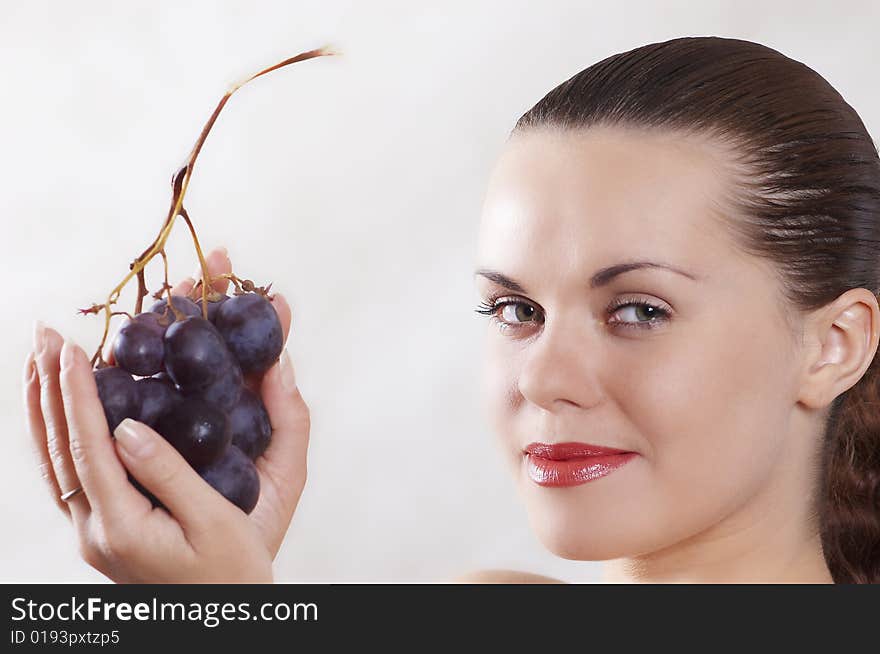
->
[524, 442, 636, 487]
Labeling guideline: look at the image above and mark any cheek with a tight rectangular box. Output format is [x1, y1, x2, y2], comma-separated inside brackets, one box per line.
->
[621, 315, 795, 516]
[481, 335, 523, 465]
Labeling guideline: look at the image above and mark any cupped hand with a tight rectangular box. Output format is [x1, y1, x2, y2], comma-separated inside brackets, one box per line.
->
[22, 246, 310, 583]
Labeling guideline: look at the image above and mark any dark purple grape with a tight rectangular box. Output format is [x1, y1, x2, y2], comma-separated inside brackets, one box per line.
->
[154, 398, 231, 468]
[163, 316, 235, 391]
[93, 366, 141, 432]
[215, 293, 283, 374]
[228, 387, 272, 459]
[185, 360, 243, 408]
[196, 293, 230, 323]
[199, 445, 260, 514]
[135, 376, 182, 428]
[149, 295, 202, 327]
[113, 312, 165, 376]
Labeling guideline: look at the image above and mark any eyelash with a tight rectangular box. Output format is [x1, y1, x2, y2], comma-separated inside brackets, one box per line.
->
[473, 292, 672, 334]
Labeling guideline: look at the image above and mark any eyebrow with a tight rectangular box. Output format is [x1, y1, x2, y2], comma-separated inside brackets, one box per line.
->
[473, 260, 702, 293]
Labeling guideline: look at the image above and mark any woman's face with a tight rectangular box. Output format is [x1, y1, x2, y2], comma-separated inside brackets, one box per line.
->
[475, 125, 808, 561]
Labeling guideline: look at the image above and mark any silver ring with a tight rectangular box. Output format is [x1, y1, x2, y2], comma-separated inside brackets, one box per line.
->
[60, 486, 84, 502]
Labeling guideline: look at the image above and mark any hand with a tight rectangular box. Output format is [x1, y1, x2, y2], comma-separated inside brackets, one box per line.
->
[22, 247, 310, 583]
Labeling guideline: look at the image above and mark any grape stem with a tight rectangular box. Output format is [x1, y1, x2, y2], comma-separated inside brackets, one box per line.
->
[190, 273, 274, 299]
[86, 45, 339, 368]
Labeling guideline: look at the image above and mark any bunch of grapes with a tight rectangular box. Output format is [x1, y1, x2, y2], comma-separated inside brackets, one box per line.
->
[73, 46, 336, 519]
[93, 291, 283, 514]
[77, 47, 333, 517]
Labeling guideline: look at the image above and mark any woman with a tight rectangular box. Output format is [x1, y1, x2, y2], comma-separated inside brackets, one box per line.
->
[23, 36, 880, 583]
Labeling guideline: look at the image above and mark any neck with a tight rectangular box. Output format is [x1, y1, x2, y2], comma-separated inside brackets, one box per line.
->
[600, 532, 833, 584]
[601, 422, 833, 584]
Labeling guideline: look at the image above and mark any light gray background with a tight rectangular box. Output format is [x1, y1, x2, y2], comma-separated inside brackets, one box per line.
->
[2, 1, 877, 582]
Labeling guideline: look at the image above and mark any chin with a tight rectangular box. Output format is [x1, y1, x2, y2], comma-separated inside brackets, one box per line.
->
[535, 524, 627, 561]
[519, 486, 676, 562]
[525, 492, 723, 564]
[522, 501, 632, 561]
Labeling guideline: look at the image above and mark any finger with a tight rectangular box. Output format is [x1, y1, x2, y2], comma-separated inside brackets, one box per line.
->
[251, 348, 309, 546]
[59, 338, 147, 522]
[271, 292, 292, 346]
[242, 292, 293, 393]
[169, 276, 196, 297]
[101, 320, 123, 366]
[112, 418, 234, 539]
[169, 245, 229, 297]
[190, 246, 232, 295]
[33, 323, 90, 523]
[23, 349, 70, 518]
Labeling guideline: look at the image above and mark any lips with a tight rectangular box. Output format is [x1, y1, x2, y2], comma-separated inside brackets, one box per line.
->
[524, 441, 632, 460]
[523, 441, 636, 487]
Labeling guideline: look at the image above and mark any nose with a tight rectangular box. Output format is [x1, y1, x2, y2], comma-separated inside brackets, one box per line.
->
[516, 315, 605, 412]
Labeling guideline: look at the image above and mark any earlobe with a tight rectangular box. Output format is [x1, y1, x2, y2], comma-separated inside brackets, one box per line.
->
[797, 288, 880, 410]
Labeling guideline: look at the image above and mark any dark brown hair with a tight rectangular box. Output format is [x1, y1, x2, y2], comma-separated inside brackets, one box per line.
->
[513, 36, 880, 583]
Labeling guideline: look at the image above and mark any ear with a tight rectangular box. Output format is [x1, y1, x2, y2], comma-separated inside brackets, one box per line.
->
[797, 288, 880, 410]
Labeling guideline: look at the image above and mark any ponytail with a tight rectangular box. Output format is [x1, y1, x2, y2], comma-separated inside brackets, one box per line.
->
[820, 342, 880, 583]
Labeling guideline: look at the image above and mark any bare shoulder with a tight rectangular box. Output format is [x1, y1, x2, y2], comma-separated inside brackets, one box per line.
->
[451, 569, 567, 584]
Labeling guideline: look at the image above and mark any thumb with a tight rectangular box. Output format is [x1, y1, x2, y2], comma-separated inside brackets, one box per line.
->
[102, 320, 123, 365]
[113, 418, 229, 538]
[255, 349, 310, 508]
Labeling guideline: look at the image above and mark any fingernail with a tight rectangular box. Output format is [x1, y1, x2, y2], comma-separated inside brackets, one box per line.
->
[279, 349, 297, 391]
[114, 419, 154, 457]
[33, 320, 47, 353]
[23, 351, 36, 383]
[60, 340, 78, 371]
[194, 247, 227, 278]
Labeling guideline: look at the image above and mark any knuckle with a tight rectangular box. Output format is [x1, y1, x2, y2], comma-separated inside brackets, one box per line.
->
[293, 395, 311, 426]
[78, 539, 103, 569]
[68, 434, 89, 465]
[48, 445, 70, 471]
[290, 459, 308, 495]
[98, 525, 133, 564]
[35, 349, 60, 383]
[36, 460, 55, 483]
[24, 367, 38, 393]
[36, 366, 55, 392]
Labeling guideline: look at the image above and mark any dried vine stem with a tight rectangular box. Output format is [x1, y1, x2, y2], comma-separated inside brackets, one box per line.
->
[82, 45, 339, 368]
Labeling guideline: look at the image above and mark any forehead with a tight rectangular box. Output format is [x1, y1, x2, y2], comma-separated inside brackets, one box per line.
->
[477, 126, 736, 274]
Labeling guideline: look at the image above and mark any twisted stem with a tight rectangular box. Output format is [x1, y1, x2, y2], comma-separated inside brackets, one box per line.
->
[87, 45, 339, 367]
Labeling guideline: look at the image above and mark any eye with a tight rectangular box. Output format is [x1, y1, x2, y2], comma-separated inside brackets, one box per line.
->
[606, 297, 671, 330]
[473, 293, 672, 335]
[473, 294, 541, 334]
